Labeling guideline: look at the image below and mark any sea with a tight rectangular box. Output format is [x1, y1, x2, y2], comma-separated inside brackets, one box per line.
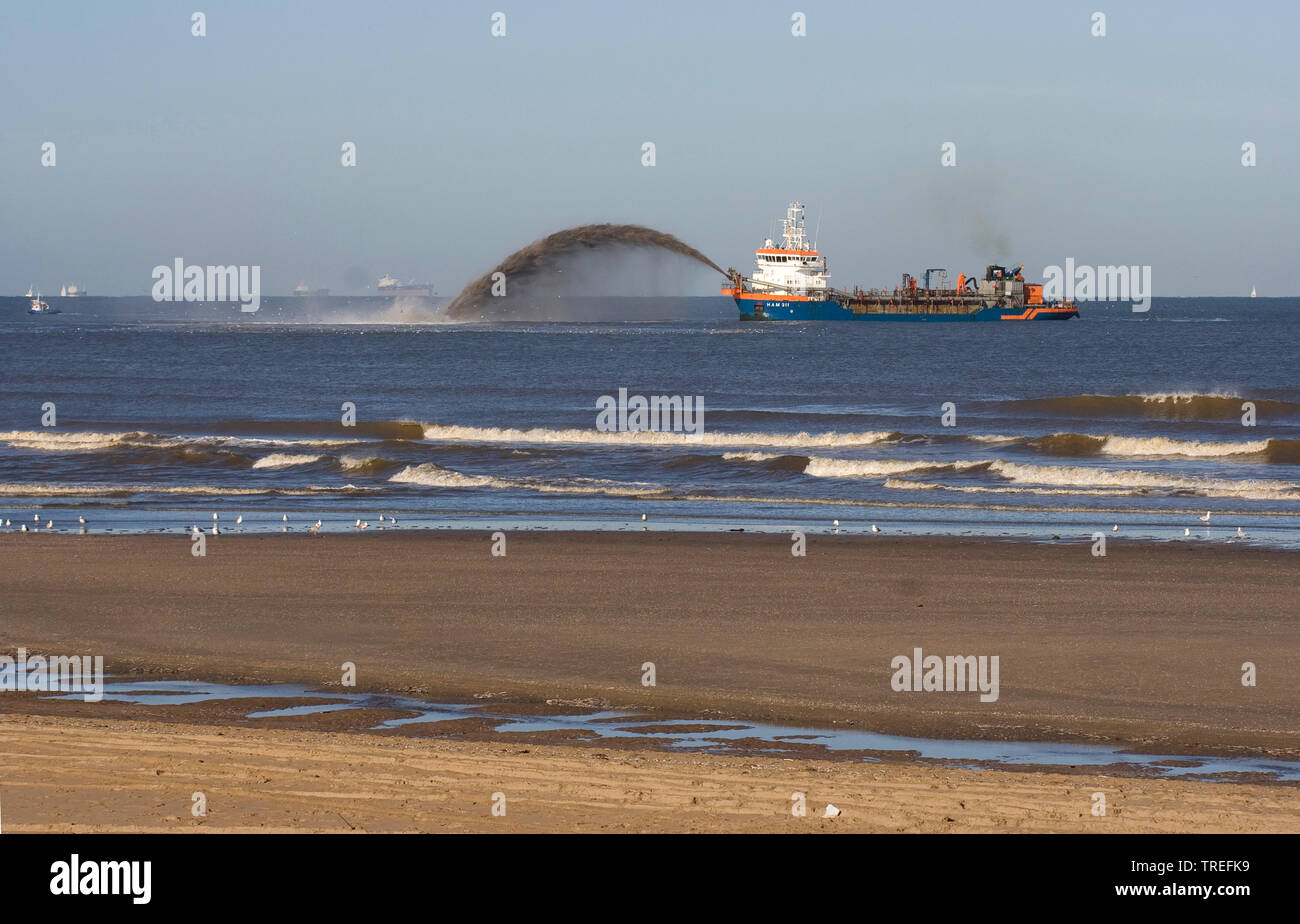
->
[3, 295, 1299, 546]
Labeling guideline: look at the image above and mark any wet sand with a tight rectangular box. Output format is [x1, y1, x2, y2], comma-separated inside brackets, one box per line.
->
[2, 531, 1297, 760]
[3, 713, 1297, 833]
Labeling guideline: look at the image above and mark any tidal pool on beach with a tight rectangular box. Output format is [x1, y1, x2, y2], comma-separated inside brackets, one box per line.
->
[42, 677, 1300, 784]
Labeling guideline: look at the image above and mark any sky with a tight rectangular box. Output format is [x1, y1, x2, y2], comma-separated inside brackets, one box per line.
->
[2, 0, 1297, 297]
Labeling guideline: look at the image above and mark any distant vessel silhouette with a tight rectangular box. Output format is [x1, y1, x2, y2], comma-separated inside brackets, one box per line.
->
[377, 274, 433, 297]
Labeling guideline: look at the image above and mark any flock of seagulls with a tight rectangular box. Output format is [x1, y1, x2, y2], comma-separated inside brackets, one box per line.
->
[183, 513, 401, 535]
[819, 512, 1248, 542]
[0, 507, 1257, 542]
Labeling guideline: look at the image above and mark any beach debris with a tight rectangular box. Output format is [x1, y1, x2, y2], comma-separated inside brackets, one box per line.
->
[823, 803, 841, 818]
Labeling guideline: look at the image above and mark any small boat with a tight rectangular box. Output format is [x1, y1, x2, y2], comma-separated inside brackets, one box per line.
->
[1250, 286, 1257, 298]
[28, 291, 60, 314]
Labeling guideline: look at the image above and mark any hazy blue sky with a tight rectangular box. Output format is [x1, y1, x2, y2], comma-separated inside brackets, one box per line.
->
[3, 0, 1296, 296]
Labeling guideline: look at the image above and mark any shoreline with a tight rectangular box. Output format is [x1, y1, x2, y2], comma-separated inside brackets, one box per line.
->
[3, 531, 1298, 762]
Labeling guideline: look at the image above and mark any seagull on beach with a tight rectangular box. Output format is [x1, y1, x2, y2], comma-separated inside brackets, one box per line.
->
[21, 523, 28, 532]
[642, 513, 647, 522]
[45, 520, 52, 529]
[378, 514, 385, 522]
[78, 516, 86, 525]
[213, 513, 218, 522]
[1112, 524, 1119, 532]
[1184, 528, 1191, 537]
[236, 515, 243, 526]
[1199, 511, 1212, 523]
[282, 514, 288, 523]
[355, 518, 362, 528]
[871, 524, 880, 533]
[1238, 526, 1246, 538]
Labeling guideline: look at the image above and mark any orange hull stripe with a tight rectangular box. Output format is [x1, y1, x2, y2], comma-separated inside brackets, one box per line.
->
[1000, 307, 1076, 320]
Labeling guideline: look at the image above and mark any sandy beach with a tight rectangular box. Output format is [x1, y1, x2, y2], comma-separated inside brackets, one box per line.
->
[2, 531, 1298, 832]
[3, 712, 1297, 833]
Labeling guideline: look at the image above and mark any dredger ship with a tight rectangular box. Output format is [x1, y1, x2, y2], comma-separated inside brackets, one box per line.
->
[723, 202, 1077, 321]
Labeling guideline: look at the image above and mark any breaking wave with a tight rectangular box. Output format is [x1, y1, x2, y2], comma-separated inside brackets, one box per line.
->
[803, 458, 991, 479]
[1007, 393, 1300, 420]
[419, 423, 901, 449]
[388, 463, 668, 497]
[251, 453, 326, 469]
[1024, 432, 1282, 459]
[986, 461, 1300, 500]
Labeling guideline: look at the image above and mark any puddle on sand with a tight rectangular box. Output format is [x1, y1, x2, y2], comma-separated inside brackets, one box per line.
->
[45, 678, 1300, 783]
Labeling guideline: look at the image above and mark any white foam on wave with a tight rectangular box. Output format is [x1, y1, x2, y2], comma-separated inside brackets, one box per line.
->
[251, 453, 326, 469]
[803, 457, 989, 478]
[389, 463, 503, 489]
[1097, 435, 1269, 457]
[0, 482, 344, 497]
[388, 463, 668, 497]
[884, 478, 1129, 498]
[0, 429, 357, 453]
[0, 430, 149, 452]
[419, 423, 899, 449]
[988, 461, 1300, 500]
[721, 451, 785, 462]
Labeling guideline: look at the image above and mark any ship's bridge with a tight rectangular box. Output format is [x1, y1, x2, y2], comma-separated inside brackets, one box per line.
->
[751, 202, 829, 295]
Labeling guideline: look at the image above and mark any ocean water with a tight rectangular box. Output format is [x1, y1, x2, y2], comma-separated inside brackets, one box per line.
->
[3, 295, 1299, 545]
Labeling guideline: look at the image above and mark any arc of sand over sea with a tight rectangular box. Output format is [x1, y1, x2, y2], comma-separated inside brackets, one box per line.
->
[445, 224, 729, 318]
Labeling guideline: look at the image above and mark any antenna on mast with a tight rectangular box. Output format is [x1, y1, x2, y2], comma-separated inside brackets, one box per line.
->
[814, 208, 822, 251]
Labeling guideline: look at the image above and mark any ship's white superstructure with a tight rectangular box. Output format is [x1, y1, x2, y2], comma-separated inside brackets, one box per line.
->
[748, 202, 829, 296]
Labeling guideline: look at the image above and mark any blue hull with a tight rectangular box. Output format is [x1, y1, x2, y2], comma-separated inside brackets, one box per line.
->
[736, 298, 1075, 322]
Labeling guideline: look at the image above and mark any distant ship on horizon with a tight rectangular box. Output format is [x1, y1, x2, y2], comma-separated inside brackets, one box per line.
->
[377, 274, 434, 297]
[60, 283, 86, 297]
[1251, 286, 1257, 298]
[293, 282, 331, 296]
